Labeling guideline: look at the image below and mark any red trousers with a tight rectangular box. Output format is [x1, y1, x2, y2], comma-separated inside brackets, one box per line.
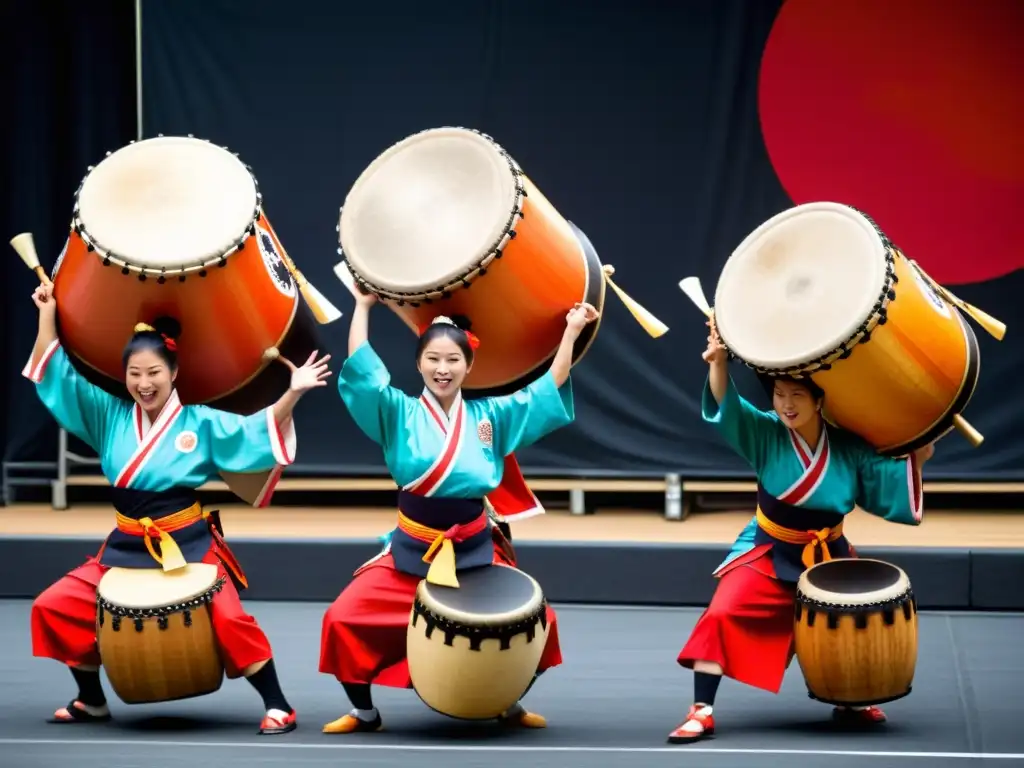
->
[32, 547, 273, 679]
[677, 547, 797, 694]
[319, 550, 562, 688]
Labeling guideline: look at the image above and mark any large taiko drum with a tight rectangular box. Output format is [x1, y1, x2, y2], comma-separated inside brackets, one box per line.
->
[52, 136, 319, 414]
[338, 127, 605, 395]
[406, 564, 550, 720]
[794, 558, 918, 707]
[713, 202, 979, 456]
[96, 563, 226, 705]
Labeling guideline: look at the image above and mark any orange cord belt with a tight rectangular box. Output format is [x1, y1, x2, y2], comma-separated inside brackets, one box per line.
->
[115, 502, 204, 572]
[397, 510, 488, 588]
[755, 507, 844, 569]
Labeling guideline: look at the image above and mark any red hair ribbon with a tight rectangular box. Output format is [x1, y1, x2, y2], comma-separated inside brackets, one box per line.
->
[161, 334, 177, 351]
[465, 331, 480, 350]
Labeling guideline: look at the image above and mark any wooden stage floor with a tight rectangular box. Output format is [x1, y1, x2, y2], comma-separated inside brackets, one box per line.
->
[2, 504, 1022, 548]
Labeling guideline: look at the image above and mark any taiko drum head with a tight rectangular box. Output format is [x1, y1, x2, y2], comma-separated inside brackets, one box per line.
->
[76, 136, 258, 270]
[339, 127, 519, 293]
[98, 564, 221, 608]
[714, 202, 889, 371]
[417, 563, 545, 624]
[798, 559, 910, 607]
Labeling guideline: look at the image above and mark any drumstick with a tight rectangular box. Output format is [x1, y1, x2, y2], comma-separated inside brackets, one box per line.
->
[332, 261, 360, 298]
[259, 217, 342, 326]
[909, 260, 1006, 341]
[952, 414, 984, 447]
[262, 347, 297, 370]
[601, 265, 669, 338]
[10, 233, 53, 287]
[679, 276, 712, 318]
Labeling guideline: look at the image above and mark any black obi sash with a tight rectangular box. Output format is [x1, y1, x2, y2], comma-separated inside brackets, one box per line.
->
[99, 487, 212, 569]
[390, 491, 494, 578]
[754, 485, 852, 584]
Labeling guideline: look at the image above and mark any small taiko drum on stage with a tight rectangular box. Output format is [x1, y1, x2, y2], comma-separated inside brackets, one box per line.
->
[793, 558, 918, 707]
[337, 127, 606, 395]
[406, 564, 550, 720]
[712, 201, 1002, 456]
[96, 563, 226, 705]
[50, 135, 325, 414]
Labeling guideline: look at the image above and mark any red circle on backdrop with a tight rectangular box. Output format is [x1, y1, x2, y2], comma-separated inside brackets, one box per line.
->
[758, 0, 1024, 285]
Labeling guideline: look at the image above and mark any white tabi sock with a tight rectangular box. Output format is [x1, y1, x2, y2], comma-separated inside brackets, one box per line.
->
[350, 707, 378, 722]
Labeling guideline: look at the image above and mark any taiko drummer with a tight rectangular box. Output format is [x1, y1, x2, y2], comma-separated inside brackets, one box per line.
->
[667, 316, 935, 744]
[318, 288, 598, 734]
[25, 281, 330, 734]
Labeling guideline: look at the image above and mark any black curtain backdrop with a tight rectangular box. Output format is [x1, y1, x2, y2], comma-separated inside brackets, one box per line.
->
[4, 0, 1022, 484]
[2, 0, 137, 466]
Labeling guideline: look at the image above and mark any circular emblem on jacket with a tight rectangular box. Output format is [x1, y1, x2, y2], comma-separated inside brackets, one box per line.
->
[477, 418, 493, 448]
[175, 430, 198, 454]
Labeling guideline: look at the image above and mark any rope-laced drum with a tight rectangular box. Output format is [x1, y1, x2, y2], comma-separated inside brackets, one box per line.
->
[712, 201, 991, 456]
[794, 558, 917, 707]
[96, 563, 226, 705]
[51, 135, 325, 414]
[406, 563, 550, 720]
[337, 127, 607, 395]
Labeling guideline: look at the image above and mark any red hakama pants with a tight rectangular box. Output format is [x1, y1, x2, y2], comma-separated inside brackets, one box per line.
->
[31, 545, 274, 679]
[319, 547, 562, 688]
[677, 545, 797, 694]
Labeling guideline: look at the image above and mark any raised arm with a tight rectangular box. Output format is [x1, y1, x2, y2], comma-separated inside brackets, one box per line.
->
[700, 316, 776, 469]
[487, 304, 598, 456]
[856, 442, 932, 526]
[337, 293, 410, 447]
[24, 283, 120, 449]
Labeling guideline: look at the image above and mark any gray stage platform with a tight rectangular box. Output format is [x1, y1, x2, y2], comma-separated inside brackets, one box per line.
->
[2, 535, 1024, 610]
[0, 601, 1021, 767]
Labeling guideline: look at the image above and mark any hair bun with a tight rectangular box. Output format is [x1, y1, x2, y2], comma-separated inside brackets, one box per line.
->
[150, 316, 182, 341]
[449, 314, 473, 333]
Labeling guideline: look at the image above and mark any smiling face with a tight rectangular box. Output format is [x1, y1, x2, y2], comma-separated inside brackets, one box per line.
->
[125, 348, 177, 417]
[772, 379, 822, 432]
[417, 336, 471, 402]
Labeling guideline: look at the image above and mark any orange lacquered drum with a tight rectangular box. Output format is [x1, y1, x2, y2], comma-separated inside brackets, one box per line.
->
[337, 127, 605, 395]
[53, 136, 318, 414]
[713, 202, 980, 456]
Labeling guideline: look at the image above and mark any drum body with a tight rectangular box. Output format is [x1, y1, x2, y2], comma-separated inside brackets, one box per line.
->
[339, 127, 605, 396]
[794, 558, 918, 707]
[714, 202, 979, 456]
[96, 563, 226, 705]
[53, 136, 319, 414]
[406, 564, 550, 720]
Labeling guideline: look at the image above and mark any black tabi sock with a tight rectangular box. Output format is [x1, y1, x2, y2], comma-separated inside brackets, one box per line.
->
[245, 659, 291, 712]
[70, 667, 106, 707]
[693, 671, 722, 707]
[343, 682, 374, 711]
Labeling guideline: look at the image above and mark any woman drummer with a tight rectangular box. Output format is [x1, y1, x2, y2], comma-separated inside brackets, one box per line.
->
[25, 281, 331, 734]
[319, 289, 598, 734]
[668, 316, 935, 744]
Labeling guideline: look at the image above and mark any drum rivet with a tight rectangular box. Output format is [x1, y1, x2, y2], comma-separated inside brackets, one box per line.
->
[102, 258, 111, 267]
[138, 274, 147, 282]
[199, 270, 207, 278]
[157, 276, 166, 284]
[179, 275, 186, 283]
[121, 267, 130, 276]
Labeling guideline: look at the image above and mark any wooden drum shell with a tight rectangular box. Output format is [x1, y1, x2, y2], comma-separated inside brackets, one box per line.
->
[406, 567, 550, 721]
[54, 213, 317, 415]
[794, 571, 918, 707]
[813, 250, 979, 456]
[96, 568, 226, 705]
